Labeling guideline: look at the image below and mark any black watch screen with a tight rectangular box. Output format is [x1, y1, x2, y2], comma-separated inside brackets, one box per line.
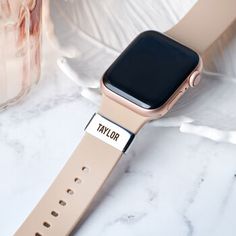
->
[103, 31, 199, 109]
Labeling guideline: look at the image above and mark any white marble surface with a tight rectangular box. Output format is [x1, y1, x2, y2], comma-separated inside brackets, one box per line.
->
[1, 1, 236, 235]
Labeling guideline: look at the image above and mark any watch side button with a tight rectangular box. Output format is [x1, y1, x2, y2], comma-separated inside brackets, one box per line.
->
[189, 71, 201, 87]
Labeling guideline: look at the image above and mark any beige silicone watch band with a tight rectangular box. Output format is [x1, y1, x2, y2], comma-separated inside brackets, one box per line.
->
[15, 1, 236, 236]
[166, 0, 236, 54]
[14, 95, 149, 236]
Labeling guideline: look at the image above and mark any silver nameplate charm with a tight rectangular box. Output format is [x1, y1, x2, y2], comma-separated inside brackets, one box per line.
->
[85, 113, 134, 152]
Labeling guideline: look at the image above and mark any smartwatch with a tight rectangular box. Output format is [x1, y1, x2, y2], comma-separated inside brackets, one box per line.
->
[15, 0, 236, 235]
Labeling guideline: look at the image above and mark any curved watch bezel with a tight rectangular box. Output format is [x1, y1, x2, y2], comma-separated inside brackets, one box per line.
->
[101, 51, 203, 119]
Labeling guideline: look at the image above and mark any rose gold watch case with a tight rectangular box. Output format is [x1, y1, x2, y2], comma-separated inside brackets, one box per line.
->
[101, 46, 203, 120]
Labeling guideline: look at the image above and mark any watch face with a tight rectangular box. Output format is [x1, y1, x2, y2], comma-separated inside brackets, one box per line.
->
[103, 31, 200, 109]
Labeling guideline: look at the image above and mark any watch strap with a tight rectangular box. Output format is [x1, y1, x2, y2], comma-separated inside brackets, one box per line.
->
[14, 95, 149, 236]
[166, 0, 236, 54]
[99, 95, 149, 133]
[15, 133, 122, 236]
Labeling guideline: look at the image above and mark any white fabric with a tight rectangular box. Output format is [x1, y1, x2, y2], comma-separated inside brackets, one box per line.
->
[49, 0, 236, 144]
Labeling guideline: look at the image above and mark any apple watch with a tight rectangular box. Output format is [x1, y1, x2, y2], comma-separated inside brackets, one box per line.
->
[15, 0, 236, 235]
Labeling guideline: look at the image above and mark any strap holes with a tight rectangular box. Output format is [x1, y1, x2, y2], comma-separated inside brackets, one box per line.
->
[43, 222, 50, 228]
[66, 189, 74, 195]
[74, 177, 81, 184]
[82, 166, 89, 173]
[51, 211, 59, 217]
[59, 200, 66, 206]
[35, 233, 42, 236]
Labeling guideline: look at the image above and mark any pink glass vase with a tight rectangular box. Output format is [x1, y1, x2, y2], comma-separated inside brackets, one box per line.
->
[0, 0, 42, 110]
